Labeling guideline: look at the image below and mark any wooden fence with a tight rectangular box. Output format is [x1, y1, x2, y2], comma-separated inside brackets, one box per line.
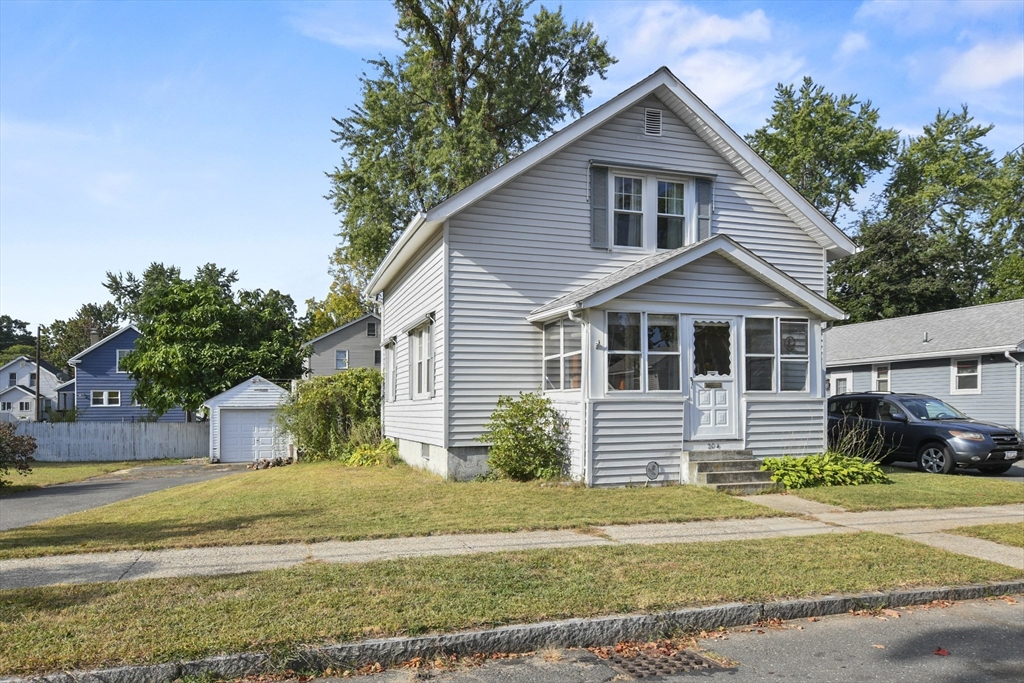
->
[15, 422, 209, 462]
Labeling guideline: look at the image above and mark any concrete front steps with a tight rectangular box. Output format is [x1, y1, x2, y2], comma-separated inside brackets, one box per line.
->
[683, 450, 778, 495]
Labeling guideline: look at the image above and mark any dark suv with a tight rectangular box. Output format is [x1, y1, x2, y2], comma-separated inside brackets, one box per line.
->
[827, 392, 1022, 474]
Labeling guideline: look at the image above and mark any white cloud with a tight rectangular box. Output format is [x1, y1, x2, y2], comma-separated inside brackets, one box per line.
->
[939, 40, 1024, 92]
[288, 1, 399, 50]
[836, 32, 870, 58]
[856, 0, 1013, 33]
[671, 49, 804, 112]
[619, 3, 770, 59]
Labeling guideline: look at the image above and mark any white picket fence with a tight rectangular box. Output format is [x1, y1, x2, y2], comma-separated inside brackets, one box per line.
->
[15, 422, 209, 462]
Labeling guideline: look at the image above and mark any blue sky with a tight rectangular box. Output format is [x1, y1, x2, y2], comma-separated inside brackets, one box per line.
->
[2, 0, 1022, 328]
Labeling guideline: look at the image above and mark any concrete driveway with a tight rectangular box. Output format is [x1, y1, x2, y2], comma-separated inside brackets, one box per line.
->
[0, 461, 245, 531]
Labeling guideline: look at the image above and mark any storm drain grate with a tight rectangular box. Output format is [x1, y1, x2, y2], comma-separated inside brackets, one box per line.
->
[607, 649, 718, 678]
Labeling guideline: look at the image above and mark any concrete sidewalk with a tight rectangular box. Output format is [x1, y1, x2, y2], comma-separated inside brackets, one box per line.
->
[2, 503, 1021, 590]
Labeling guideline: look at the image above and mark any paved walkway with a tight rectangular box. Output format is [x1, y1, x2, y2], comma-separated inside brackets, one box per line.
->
[2, 503, 1021, 590]
[0, 461, 245, 531]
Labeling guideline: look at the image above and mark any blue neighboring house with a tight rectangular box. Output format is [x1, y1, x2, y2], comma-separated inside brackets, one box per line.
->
[65, 325, 187, 422]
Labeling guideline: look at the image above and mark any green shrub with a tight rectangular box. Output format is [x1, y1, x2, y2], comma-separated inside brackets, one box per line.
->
[275, 369, 382, 461]
[346, 439, 399, 467]
[762, 452, 892, 489]
[0, 422, 35, 488]
[478, 392, 569, 481]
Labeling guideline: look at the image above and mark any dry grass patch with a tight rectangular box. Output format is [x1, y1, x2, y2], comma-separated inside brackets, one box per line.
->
[2, 532, 1019, 676]
[791, 468, 1024, 511]
[946, 522, 1024, 549]
[0, 463, 781, 559]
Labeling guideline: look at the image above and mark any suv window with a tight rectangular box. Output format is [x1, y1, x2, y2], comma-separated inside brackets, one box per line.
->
[877, 400, 901, 422]
[829, 398, 877, 419]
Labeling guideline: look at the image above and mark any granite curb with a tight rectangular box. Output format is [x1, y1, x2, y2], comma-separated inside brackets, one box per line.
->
[5, 581, 1023, 683]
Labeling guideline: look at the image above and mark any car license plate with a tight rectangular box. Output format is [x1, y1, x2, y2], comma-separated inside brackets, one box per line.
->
[1006, 451, 1018, 459]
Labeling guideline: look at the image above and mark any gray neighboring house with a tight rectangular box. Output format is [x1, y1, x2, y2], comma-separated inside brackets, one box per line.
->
[825, 299, 1024, 431]
[365, 67, 858, 486]
[304, 314, 382, 377]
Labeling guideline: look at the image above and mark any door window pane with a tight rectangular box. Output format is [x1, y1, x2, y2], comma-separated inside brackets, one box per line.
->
[693, 321, 731, 376]
[746, 358, 773, 391]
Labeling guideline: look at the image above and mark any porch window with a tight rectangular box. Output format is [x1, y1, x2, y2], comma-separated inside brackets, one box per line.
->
[543, 318, 582, 391]
[779, 319, 808, 392]
[744, 318, 775, 391]
[656, 181, 685, 249]
[647, 314, 680, 391]
[607, 312, 642, 391]
[613, 176, 643, 247]
[951, 358, 980, 394]
[873, 364, 890, 392]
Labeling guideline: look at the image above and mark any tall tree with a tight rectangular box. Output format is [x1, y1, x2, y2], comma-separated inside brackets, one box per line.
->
[747, 77, 899, 224]
[0, 316, 34, 351]
[328, 0, 615, 285]
[302, 280, 372, 341]
[983, 148, 1024, 302]
[104, 262, 238, 322]
[121, 270, 303, 416]
[41, 303, 121, 371]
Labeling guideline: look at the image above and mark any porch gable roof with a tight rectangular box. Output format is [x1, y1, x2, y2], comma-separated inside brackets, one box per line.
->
[526, 234, 846, 323]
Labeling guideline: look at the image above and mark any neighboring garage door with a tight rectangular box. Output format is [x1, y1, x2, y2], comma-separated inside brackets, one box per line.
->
[219, 409, 282, 462]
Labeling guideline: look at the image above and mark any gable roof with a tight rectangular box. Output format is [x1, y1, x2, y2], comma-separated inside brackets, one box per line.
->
[67, 325, 140, 365]
[303, 313, 380, 347]
[367, 66, 857, 297]
[55, 378, 76, 392]
[527, 234, 846, 323]
[202, 375, 290, 408]
[0, 356, 63, 379]
[825, 299, 1024, 365]
[0, 384, 36, 400]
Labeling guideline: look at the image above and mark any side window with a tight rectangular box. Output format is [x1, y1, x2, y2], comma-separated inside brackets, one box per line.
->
[366, 321, 377, 338]
[852, 399, 878, 420]
[335, 350, 349, 370]
[877, 401, 898, 422]
[373, 349, 381, 366]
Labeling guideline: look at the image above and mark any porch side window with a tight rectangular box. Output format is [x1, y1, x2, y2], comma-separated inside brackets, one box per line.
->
[656, 181, 685, 249]
[745, 318, 775, 391]
[646, 314, 680, 390]
[613, 176, 643, 247]
[873, 364, 890, 392]
[951, 358, 980, 394]
[607, 312, 641, 391]
[543, 318, 582, 391]
[779, 319, 809, 392]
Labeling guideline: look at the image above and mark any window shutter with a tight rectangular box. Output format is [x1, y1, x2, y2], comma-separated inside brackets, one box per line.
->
[696, 179, 713, 241]
[590, 166, 609, 249]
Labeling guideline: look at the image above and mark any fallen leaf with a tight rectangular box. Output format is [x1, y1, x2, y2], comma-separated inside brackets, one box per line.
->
[882, 609, 901, 618]
[808, 617, 820, 622]
[934, 647, 950, 656]
[873, 644, 886, 650]
[1001, 596, 1018, 605]
[876, 616, 889, 621]
[796, 626, 804, 631]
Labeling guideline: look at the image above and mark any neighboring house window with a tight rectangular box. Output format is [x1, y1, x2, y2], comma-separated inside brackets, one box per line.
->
[19, 401, 30, 411]
[7, 373, 14, 387]
[374, 349, 381, 366]
[656, 181, 685, 249]
[744, 318, 775, 392]
[29, 372, 36, 388]
[1, 402, 11, 411]
[91, 390, 120, 406]
[873, 364, 890, 392]
[367, 321, 377, 337]
[542, 318, 583, 391]
[335, 350, 349, 370]
[410, 321, 433, 399]
[613, 176, 644, 247]
[742, 318, 809, 393]
[951, 358, 981, 394]
[116, 349, 131, 372]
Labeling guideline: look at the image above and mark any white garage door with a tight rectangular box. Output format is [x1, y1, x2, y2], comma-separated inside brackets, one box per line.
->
[219, 409, 283, 462]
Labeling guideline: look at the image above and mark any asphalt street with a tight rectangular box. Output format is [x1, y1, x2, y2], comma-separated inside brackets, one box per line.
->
[0, 461, 243, 531]
[321, 596, 1024, 683]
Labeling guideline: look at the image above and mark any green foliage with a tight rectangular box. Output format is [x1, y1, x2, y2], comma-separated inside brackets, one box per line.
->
[275, 369, 383, 461]
[747, 77, 898, 223]
[46, 408, 77, 423]
[0, 422, 35, 488]
[121, 264, 303, 415]
[479, 392, 568, 480]
[762, 453, 892, 490]
[0, 316, 34, 351]
[346, 439, 400, 467]
[41, 302, 121, 370]
[328, 0, 615, 286]
[302, 280, 371, 341]
[0, 344, 37, 367]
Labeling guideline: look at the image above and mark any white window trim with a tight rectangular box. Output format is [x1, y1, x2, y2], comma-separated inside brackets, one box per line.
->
[743, 317, 777, 394]
[829, 371, 854, 397]
[7, 373, 15, 387]
[385, 343, 396, 402]
[19, 401, 31, 412]
[606, 170, 704, 253]
[872, 364, 891, 393]
[779, 318, 810, 393]
[542, 318, 583, 392]
[116, 349, 131, 373]
[410, 321, 433, 400]
[0, 402, 11, 411]
[91, 390, 121, 407]
[950, 357, 981, 395]
[335, 349, 349, 371]
[366, 321, 377, 337]
[605, 312, 682, 394]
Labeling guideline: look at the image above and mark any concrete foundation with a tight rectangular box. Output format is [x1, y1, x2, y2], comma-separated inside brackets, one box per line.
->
[393, 438, 489, 480]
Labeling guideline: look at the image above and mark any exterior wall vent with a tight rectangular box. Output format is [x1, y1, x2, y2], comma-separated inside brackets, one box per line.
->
[644, 108, 663, 136]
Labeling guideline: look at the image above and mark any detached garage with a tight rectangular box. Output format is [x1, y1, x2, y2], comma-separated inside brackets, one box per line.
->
[203, 376, 290, 463]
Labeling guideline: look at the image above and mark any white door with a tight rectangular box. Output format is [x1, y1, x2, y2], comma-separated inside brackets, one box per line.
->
[220, 409, 281, 462]
[687, 317, 739, 440]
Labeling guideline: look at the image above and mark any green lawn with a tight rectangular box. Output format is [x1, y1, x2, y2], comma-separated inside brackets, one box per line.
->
[2, 532, 1018, 676]
[791, 468, 1024, 511]
[947, 522, 1024, 549]
[0, 460, 182, 496]
[0, 463, 782, 559]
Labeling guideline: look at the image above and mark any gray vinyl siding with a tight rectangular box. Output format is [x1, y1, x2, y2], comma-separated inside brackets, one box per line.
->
[382, 233, 445, 447]
[307, 316, 381, 376]
[746, 399, 825, 456]
[447, 97, 824, 447]
[590, 400, 684, 486]
[548, 394, 584, 479]
[610, 253, 804, 310]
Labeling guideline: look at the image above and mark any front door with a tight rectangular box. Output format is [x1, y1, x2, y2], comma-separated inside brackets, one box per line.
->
[687, 317, 738, 440]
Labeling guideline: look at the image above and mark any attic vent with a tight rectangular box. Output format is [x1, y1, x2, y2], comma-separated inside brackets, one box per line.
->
[644, 108, 663, 136]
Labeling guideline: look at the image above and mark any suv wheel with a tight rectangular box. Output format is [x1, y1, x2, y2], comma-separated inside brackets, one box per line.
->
[917, 443, 955, 474]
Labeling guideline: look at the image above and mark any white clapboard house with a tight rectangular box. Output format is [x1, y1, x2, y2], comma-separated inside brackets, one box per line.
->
[366, 67, 855, 486]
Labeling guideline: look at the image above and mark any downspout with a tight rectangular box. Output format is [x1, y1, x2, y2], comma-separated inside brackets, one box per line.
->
[1005, 351, 1022, 432]
[568, 308, 589, 485]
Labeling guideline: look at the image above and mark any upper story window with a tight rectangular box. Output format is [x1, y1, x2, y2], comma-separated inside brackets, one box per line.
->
[367, 321, 377, 337]
[7, 373, 15, 387]
[116, 349, 131, 373]
[374, 349, 382, 366]
[29, 372, 36, 388]
[91, 390, 120, 407]
[543, 318, 582, 391]
[657, 181, 685, 249]
[335, 350, 349, 370]
[613, 176, 643, 247]
[951, 358, 980, 394]
[0, 402, 11, 411]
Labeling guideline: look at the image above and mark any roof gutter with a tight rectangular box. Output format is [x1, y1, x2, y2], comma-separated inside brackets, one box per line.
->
[827, 345, 1021, 367]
